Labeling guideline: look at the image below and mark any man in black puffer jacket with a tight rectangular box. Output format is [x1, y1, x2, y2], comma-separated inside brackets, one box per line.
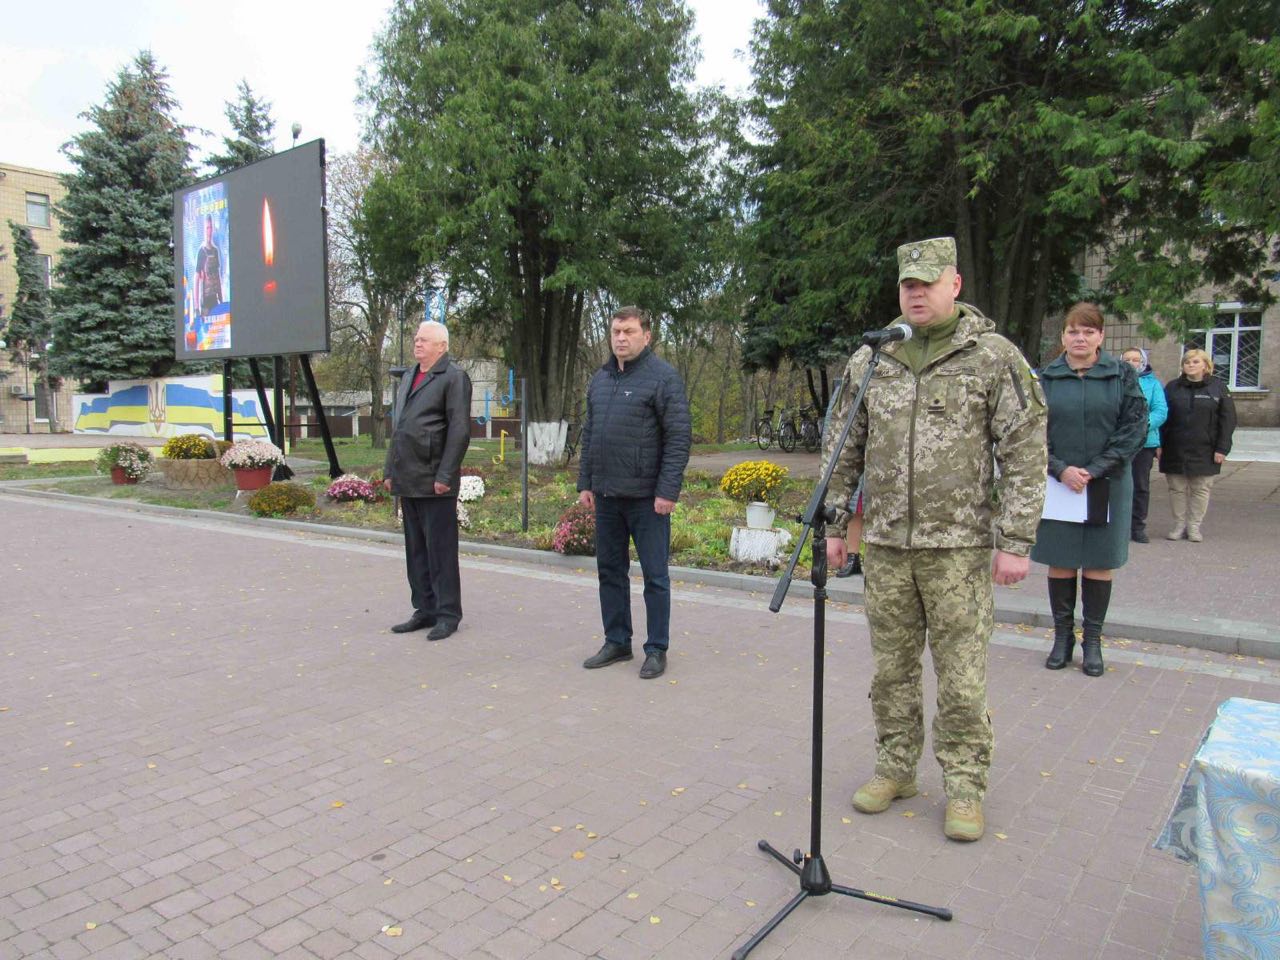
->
[577, 306, 691, 679]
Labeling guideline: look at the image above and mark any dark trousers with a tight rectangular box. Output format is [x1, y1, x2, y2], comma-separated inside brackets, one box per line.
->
[1130, 447, 1156, 534]
[594, 495, 671, 654]
[401, 496, 462, 624]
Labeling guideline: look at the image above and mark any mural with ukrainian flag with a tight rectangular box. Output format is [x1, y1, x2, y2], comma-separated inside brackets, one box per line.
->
[72, 375, 270, 439]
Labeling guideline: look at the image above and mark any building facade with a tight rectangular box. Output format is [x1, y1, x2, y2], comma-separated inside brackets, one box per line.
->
[1080, 247, 1278, 427]
[0, 161, 78, 433]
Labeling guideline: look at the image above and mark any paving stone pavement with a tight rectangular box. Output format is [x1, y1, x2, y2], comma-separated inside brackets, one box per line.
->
[3, 495, 1280, 960]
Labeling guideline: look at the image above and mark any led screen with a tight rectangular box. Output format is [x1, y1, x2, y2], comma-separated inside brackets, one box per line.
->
[173, 139, 328, 359]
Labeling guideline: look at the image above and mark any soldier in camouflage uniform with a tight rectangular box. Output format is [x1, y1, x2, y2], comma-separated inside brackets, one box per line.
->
[823, 237, 1047, 841]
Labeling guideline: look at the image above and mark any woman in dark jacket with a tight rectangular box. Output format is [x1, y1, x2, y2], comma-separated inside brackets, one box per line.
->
[1031, 304, 1147, 677]
[1159, 348, 1236, 542]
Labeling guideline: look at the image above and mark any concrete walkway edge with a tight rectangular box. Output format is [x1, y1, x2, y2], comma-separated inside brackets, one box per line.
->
[3, 482, 1275, 660]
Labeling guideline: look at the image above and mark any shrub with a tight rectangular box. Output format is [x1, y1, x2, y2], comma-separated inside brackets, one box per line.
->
[460, 466, 485, 478]
[214, 439, 234, 458]
[719, 460, 788, 506]
[95, 441, 154, 481]
[326, 474, 378, 503]
[247, 482, 316, 517]
[552, 502, 596, 556]
[161, 434, 215, 460]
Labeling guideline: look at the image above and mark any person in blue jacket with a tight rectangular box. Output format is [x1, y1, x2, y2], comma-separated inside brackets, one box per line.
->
[1121, 348, 1168, 543]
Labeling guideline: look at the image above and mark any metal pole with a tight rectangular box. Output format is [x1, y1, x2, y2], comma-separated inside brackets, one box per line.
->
[23, 352, 31, 434]
[521, 377, 528, 532]
[222, 360, 233, 441]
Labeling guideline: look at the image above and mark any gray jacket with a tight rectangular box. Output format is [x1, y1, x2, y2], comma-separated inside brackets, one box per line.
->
[384, 354, 473, 498]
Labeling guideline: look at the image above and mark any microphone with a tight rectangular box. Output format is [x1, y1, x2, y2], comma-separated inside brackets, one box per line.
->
[861, 323, 913, 347]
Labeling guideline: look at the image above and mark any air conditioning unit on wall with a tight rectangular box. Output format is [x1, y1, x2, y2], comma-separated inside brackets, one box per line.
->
[9, 384, 26, 396]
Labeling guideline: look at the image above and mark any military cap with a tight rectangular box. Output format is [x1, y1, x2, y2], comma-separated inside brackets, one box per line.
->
[897, 236, 957, 284]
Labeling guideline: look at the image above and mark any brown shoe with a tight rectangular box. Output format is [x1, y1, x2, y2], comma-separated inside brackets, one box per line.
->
[944, 798, 985, 841]
[851, 775, 918, 814]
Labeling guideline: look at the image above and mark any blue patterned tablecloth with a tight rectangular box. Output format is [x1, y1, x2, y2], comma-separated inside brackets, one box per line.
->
[1154, 697, 1280, 959]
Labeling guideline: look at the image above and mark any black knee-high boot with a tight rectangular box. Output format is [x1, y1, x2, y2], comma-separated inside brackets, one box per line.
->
[1080, 577, 1112, 677]
[1045, 576, 1077, 670]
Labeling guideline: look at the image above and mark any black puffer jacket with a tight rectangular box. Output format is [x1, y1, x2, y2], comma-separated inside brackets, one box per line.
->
[577, 347, 691, 501]
[1159, 375, 1236, 476]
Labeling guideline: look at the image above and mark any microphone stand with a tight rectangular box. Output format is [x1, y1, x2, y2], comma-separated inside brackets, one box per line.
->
[731, 340, 952, 960]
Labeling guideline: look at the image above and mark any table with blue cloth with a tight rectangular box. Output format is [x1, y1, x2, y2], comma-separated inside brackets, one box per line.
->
[1154, 697, 1280, 959]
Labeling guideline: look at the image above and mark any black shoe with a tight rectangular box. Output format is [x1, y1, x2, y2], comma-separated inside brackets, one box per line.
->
[426, 621, 458, 641]
[639, 650, 667, 679]
[583, 643, 633, 669]
[391, 614, 435, 633]
[1131, 529, 1149, 543]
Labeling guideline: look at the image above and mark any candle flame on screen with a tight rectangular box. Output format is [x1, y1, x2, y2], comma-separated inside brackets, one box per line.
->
[262, 199, 275, 266]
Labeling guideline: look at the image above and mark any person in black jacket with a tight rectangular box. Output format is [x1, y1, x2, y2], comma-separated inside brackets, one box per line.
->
[1159, 348, 1236, 542]
[384, 321, 473, 640]
[577, 307, 691, 679]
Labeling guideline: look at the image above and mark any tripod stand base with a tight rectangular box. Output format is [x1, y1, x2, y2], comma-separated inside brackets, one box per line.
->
[732, 840, 952, 960]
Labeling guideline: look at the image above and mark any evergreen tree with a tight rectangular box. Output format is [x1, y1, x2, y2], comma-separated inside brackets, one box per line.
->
[364, 0, 724, 427]
[743, 0, 1278, 369]
[5, 223, 52, 372]
[51, 51, 194, 391]
[208, 80, 276, 174]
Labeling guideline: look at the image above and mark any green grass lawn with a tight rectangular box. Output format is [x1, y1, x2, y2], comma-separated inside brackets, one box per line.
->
[0, 462, 97, 482]
[15, 446, 811, 577]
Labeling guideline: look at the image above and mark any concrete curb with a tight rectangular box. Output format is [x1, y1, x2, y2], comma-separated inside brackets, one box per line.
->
[3, 481, 1276, 660]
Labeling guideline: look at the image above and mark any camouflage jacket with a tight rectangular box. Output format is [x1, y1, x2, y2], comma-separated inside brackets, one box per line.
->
[823, 304, 1047, 555]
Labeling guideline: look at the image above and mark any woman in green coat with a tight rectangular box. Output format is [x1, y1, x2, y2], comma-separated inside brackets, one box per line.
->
[1031, 303, 1147, 677]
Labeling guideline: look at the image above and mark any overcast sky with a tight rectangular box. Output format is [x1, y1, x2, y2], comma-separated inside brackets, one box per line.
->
[0, 0, 764, 175]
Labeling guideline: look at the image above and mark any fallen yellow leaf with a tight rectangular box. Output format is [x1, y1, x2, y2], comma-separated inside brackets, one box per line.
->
[587, 832, 598, 839]
[841, 817, 852, 824]
[649, 916, 661, 924]
[85, 922, 97, 930]
[551, 826, 563, 833]
[572, 851, 585, 860]
[994, 833, 1008, 840]
[627, 892, 639, 899]
[1040, 771, 1052, 777]
[1114, 758, 1125, 764]
[383, 926, 402, 937]
[746, 900, 756, 907]
[331, 801, 345, 808]
[901, 811, 915, 818]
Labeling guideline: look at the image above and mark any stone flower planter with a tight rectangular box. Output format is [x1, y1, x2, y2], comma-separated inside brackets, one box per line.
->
[156, 458, 233, 490]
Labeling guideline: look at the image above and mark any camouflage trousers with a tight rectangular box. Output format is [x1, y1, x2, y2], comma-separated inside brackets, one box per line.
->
[862, 544, 994, 801]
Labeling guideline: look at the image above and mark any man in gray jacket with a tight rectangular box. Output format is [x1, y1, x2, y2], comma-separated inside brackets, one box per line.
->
[577, 307, 691, 679]
[384, 321, 473, 641]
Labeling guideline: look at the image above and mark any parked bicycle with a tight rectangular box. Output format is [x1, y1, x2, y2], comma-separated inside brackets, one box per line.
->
[798, 405, 822, 453]
[776, 405, 822, 453]
[754, 407, 782, 451]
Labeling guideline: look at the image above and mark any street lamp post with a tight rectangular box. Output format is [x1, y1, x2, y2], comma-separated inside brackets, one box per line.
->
[291, 123, 302, 147]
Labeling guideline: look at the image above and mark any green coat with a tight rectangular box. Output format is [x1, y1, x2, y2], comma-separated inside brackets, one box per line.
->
[1031, 350, 1147, 570]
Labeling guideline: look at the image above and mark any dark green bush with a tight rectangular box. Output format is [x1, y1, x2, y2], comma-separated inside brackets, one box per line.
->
[247, 482, 317, 518]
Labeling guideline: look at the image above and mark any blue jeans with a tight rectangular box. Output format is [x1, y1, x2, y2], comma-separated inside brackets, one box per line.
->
[594, 495, 671, 654]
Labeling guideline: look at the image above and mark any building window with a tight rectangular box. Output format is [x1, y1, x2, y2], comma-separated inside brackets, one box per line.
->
[1186, 305, 1263, 390]
[38, 254, 52, 289]
[26, 193, 51, 229]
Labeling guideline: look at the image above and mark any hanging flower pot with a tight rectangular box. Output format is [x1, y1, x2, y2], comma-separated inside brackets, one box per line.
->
[234, 466, 274, 491]
[745, 501, 776, 530]
[110, 466, 138, 485]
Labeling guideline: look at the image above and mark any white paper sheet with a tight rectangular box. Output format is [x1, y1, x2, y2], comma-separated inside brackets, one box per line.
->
[1042, 475, 1088, 522]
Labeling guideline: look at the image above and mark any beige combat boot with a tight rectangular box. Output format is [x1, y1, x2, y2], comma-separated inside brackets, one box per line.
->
[851, 775, 918, 814]
[944, 798, 985, 842]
